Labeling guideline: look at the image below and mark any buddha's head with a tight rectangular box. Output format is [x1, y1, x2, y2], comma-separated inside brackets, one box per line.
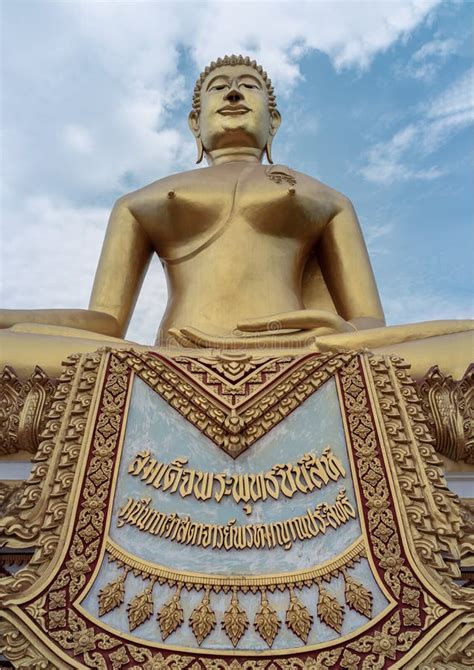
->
[189, 55, 281, 163]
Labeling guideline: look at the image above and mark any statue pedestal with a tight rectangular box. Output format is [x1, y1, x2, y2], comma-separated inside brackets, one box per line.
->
[0, 348, 472, 668]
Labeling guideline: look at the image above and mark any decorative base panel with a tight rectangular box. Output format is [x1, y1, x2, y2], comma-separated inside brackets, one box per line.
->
[0, 349, 472, 668]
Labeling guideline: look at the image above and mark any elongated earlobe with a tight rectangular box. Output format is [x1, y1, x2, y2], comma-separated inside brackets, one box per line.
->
[265, 138, 274, 164]
[195, 136, 204, 164]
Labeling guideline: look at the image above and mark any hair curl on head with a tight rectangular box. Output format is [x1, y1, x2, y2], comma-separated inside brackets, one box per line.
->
[192, 54, 277, 113]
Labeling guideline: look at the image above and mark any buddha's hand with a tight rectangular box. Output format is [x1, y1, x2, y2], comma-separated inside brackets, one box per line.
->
[169, 310, 356, 349]
[238, 310, 356, 335]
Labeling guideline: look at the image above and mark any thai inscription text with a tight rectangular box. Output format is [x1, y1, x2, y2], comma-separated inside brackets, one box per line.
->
[116, 488, 356, 551]
[127, 447, 346, 505]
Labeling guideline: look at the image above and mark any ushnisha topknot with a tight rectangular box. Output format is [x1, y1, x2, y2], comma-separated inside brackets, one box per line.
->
[192, 54, 277, 113]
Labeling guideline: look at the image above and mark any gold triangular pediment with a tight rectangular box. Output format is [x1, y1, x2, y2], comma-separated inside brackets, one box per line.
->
[115, 349, 356, 457]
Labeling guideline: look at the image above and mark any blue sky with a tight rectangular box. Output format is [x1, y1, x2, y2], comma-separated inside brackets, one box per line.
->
[1, 0, 473, 343]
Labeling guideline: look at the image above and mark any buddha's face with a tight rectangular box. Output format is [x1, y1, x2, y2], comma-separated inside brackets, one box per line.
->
[189, 64, 281, 156]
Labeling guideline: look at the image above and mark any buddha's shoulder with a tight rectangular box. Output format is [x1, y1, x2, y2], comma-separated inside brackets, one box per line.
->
[115, 169, 201, 208]
[287, 167, 352, 209]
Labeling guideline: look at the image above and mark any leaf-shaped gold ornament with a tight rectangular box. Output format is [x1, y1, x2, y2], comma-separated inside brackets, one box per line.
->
[158, 588, 184, 641]
[127, 586, 154, 632]
[222, 591, 249, 647]
[345, 576, 373, 619]
[254, 592, 280, 647]
[285, 591, 313, 643]
[98, 572, 126, 616]
[317, 587, 344, 633]
[190, 591, 216, 645]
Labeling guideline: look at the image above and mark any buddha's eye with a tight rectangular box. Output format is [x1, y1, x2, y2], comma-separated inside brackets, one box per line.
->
[242, 83, 258, 89]
[210, 84, 227, 91]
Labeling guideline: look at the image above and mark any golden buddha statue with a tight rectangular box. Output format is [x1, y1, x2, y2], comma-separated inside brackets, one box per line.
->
[1, 55, 472, 380]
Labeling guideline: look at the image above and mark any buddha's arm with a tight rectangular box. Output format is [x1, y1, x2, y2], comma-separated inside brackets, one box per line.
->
[89, 197, 153, 338]
[0, 198, 152, 338]
[0, 308, 118, 335]
[318, 198, 385, 330]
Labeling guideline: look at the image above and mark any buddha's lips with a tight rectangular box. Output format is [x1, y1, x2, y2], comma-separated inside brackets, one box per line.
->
[218, 105, 251, 116]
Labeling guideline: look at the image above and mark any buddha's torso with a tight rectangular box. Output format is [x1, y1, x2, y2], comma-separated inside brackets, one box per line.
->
[126, 162, 343, 340]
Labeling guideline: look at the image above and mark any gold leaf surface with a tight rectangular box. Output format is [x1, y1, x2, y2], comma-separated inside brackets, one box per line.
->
[127, 587, 153, 632]
[317, 587, 344, 633]
[345, 576, 373, 619]
[98, 573, 126, 616]
[254, 594, 281, 647]
[158, 592, 184, 641]
[189, 593, 216, 645]
[285, 593, 312, 643]
[222, 593, 249, 647]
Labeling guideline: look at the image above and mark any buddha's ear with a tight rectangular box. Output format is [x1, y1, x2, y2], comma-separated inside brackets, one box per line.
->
[269, 109, 282, 136]
[266, 110, 281, 164]
[188, 110, 200, 136]
[188, 111, 204, 164]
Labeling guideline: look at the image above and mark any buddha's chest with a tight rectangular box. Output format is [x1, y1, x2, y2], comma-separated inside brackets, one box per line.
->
[137, 166, 331, 251]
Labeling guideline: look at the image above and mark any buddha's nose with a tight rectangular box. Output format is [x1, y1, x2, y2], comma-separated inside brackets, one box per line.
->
[225, 86, 244, 104]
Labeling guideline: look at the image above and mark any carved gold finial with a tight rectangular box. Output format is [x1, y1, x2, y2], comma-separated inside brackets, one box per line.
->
[418, 364, 474, 463]
[285, 585, 312, 643]
[189, 588, 216, 645]
[222, 587, 249, 647]
[0, 365, 57, 455]
[254, 589, 281, 647]
[158, 584, 184, 641]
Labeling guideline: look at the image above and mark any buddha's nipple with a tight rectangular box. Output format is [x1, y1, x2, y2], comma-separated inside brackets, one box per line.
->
[265, 164, 297, 197]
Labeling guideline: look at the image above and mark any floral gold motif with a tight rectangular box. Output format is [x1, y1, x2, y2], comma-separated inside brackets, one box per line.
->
[157, 586, 184, 641]
[98, 571, 127, 616]
[189, 589, 216, 645]
[317, 586, 344, 633]
[222, 589, 249, 647]
[348, 611, 419, 666]
[285, 588, 312, 643]
[422, 592, 448, 630]
[344, 574, 373, 619]
[127, 585, 154, 632]
[340, 649, 362, 670]
[254, 591, 281, 647]
[105, 536, 365, 592]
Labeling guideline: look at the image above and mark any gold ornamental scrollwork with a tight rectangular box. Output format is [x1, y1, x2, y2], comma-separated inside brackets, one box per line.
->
[0, 351, 103, 588]
[0, 365, 58, 455]
[417, 363, 474, 463]
[369, 355, 468, 591]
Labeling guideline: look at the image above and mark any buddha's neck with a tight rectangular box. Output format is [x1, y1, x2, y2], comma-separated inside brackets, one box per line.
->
[206, 147, 263, 166]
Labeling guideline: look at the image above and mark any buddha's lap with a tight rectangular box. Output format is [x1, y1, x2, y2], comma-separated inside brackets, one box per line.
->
[1, 318, 472, 379]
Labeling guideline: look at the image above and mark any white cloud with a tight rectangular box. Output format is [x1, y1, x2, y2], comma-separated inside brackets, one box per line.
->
[1, 197, 108, 310]
[359, 67, 474, 184]
[383, 286, 474, 325]
[63, 125, 94, 154]
[0, 195, 167, 344]
[189, 1, 440, 75]
[422, 65, 474, 150]
[359, 125, 444, 184]
[363, 222, 394, 255]
[1, 0, 444, 342]
[398, 37, 458, 81]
